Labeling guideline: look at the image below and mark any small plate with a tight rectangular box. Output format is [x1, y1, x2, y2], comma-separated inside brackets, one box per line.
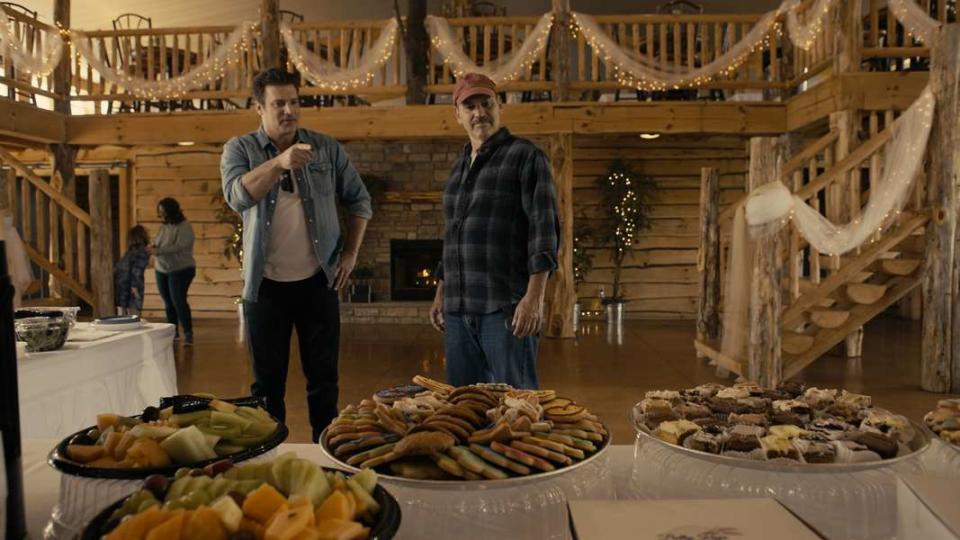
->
[91, 320, 144, 331]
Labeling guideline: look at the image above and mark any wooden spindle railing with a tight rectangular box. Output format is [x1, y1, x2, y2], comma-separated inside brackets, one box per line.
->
[0, 7, 59, 106]
[862, 0, 956, 68]
[286, 19, 405, 100]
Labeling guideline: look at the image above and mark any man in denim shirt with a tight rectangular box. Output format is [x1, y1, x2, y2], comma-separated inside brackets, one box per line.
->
[221, 69, 372, 442]
[429, 73, 560, 389]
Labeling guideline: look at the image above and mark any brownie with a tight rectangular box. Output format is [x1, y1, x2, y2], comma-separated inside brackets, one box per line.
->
[796, 440, 837, 463]
[683, 431, 725, 454]
[771, 411, 808, 427]
[724, 424, 764, 452]
[654, 420, 701, 445]
[728, 413, 769, 426]
[676, 403, 714, 420]
[807, 417, 854, 440]
[776, 379, 806, 398]
[852, 431, 899, 459]
[708, 396, 740, 414]
[735, 397, 771, 414]
[692, 416, 724, 429]
[761, 435, 801, 461]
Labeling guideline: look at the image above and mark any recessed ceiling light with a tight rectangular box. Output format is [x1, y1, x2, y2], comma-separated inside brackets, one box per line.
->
[177, 141, 195, 146]
[640, 133, 660, 140]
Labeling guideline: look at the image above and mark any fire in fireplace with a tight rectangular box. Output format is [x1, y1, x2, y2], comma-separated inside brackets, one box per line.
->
[390, 239, 442, 301]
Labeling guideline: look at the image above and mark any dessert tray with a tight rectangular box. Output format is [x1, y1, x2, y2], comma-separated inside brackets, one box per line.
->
[923, 398, 960, 451]
[320, 376, 611, 486]
[632, 381, 931, 472]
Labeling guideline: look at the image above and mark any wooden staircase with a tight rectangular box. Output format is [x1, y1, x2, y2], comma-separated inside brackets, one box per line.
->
[0, 147, 114, 315]
[695, 115, 929, 382]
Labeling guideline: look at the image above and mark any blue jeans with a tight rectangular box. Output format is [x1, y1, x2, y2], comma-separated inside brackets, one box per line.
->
[444, 308, 540, 389]
[156, 267, 195, 338]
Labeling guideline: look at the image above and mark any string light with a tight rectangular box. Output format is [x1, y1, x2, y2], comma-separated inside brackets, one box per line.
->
[281, 19, 399, 92]
[0, 15, 64, 76]
[70, 21, 257, 100]
[785, 0, 834, 51]
[426, 13, 554, 84]
[887, 0, 941, 45]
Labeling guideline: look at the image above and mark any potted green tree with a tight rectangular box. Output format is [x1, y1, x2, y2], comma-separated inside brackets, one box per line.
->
[594, 160, 657, 326]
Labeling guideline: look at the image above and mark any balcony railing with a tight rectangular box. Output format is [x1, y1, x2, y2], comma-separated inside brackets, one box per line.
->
[0, 1, 941, 115]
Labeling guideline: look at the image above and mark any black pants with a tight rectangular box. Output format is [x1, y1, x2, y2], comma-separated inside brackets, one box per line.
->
[244, 271, 340, 443]
[156, 267, 195, 338]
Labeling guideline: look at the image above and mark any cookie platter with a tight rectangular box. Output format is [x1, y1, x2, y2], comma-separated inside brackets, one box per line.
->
[633, 381, 931, 472]
[320, 376, 611, 486]
[924, 398, 960, 451]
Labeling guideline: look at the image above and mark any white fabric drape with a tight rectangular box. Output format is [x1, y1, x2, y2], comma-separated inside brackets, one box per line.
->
[0, 17, 63, 76]
[281, 19, 399, 91]
[720, 86, 935, 363]
[887, 0, 941, 45]
[784, 0, 835, 50]
[70, 22, 254, 99]
[426, 12, 554, 84]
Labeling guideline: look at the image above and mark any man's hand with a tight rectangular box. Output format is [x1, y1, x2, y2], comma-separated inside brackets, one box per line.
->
[131, 288, 139, 299]
[145, 244, 155, 255]
[275, 143, 312, 171]
[511, 292, 544, 338]
[429, 282, 445, 332]
[333, 251, 358, 290]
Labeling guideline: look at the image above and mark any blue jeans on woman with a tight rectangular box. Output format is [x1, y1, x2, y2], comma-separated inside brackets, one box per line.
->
[444, 307, 540, 389]
[156, 266, 195, 339]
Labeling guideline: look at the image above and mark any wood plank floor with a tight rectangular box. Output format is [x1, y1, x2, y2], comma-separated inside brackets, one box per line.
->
[173, 316, 958, 444]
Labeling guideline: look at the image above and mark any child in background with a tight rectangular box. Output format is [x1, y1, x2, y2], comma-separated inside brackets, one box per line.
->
[114, 225, 151, 316]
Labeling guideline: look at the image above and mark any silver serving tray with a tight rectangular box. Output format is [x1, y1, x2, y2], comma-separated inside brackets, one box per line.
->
[319, 426, 612, 490]
[631, 405, 931, 473]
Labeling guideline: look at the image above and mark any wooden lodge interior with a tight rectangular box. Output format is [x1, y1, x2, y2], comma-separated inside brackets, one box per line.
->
[2, 0, 959, 445]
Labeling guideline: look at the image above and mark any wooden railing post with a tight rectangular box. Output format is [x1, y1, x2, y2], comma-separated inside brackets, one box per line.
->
[88, 169, 114, 317]
[748, 136, 788, 387]
[545, 132, 575, 338]
[52, 0, 71, 114]
[835, 0, 862, 74]
[696, 167, 721, 351]
[550, 0, 572, 102]
[260, 0, 281, 70]
[922, 24, 960, 393]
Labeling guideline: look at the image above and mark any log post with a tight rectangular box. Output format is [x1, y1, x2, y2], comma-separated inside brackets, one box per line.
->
[748, 137, 787, 387]
[835, 0, 863, 74]
[545, 133, 575, 338]
[696, 167, 721, 351]
[88, 169, 114, 317]
[402, 0, 429, 104]
[922, 24, 960, 393]
[260, 0, 281, 70]
[550, 0, 572, 102]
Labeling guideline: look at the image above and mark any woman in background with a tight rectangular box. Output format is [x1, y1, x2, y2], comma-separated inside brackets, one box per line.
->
[114, 224, 150, 316]
[151, 198, 196, 344]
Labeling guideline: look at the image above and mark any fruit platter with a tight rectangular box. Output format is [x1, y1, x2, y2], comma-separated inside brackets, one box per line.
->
[632, 381, 930, 470]
[50, 395, 287, 478]
[924, 398, 960, 449]
[81, 452, 401, 540]
[320, 376, 610, 484]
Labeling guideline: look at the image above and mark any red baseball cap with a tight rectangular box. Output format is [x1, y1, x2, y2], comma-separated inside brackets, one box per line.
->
[453, 73, 497, 105]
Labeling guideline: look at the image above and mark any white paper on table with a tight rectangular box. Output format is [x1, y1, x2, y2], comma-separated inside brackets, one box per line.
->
[569, 499, 824, 540]
[897, 474, 960, 539]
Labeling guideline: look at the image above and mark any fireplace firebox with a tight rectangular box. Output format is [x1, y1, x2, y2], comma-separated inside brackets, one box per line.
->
[390, 239, 442, 301]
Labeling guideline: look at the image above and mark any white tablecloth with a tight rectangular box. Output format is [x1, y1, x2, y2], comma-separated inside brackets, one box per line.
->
[17, 322, 177, 440]
[16, 439, 960, 540]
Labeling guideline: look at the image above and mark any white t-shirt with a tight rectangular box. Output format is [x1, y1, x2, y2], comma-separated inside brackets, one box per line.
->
[263, 175, 320, 282]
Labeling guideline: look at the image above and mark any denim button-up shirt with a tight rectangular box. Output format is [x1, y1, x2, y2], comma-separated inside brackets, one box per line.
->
[220, 127, 372, 302]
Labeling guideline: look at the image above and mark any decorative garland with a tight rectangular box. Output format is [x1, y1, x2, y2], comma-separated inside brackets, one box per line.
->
[425, 12, 554, 84]
[70, 21, 255, 100]
[0, 16, 64, 76]
[888, 0, 941, 45]
[280, 19, 399, 92]
[785, 0, 835, 50]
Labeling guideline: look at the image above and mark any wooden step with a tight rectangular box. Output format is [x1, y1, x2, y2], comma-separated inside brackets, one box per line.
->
[693, 338, 745, 377]
[807, 308, 851, 329]
[784, 275, 922, 379]
[877, 258, 921, 276]
[782, 331, 815, 355]
[846, 283, 888, 304]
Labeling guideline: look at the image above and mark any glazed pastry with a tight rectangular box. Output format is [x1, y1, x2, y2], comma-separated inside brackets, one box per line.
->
[654, 420, 701, 445]
[412, 375, 455, 395]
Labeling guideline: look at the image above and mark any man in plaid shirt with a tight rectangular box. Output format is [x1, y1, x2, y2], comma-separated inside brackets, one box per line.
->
[429, 73, 560, 389]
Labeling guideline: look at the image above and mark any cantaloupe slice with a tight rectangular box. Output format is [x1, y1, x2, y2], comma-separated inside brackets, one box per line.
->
[315, 491, 354, 523]
[103, 431, 124, 457]
[264, 504, 313, 540]
[66, 444, 104, 463]
[105, 507, 172, 540]
[313, 519, 368, 540]
[126, 438, 172, 468]
[239, 517, 266, 540]
[292, 527, 322, 540]
[97, 413, 121, 432]
[144, 509, 187, 540]
[243, 483, 288, 524]
[182, 507, 227, 540]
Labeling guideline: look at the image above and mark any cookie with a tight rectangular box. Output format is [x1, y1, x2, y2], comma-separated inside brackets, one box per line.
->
[394, 431, 457, 457]
[359, 450, 404, 469]
[389, 458, 452, 480]
[509, 440, 572, 465]
[374, 384, 428, 405]
[468, 422, 515, 445]
[346, 442, 397, 466]
[552, 428, 603, 442]
[522, 436, 585, 460]
[437, 405, 485, 427]
[469, 444, 532, 476]
[449, 446, 509, 479]
[431, 453, 468, 478]
[412, 375, 455, 395]
[424, 419, 471, 442]
[490, 441, 555, 472]
[334, 433, 400, 457]
[428, 414, 474, 433]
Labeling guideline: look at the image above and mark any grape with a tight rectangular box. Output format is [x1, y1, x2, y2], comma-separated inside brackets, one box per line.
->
[226, 490, 246, 508]
[143, 474, 170, 499]
[141, 406, 160, 422]
[203, 459, 234, 477]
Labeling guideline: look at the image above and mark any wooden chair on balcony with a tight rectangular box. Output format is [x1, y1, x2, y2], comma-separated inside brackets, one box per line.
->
[1, 2, 40, 106]
[108, 13, 154, 113]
